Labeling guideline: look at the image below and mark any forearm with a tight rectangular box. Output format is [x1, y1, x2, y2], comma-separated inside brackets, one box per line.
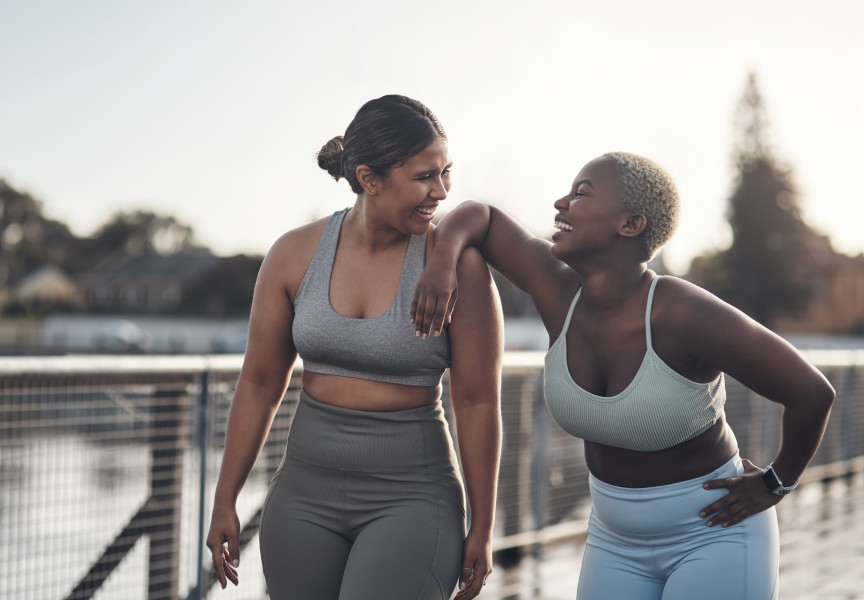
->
[453, 400, 502, 535]
[772, 389, 834, 484]
[432, 201, 493, 266]
[213, 378, 288, 505]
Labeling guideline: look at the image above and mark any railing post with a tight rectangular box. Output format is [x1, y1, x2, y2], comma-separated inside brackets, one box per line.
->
[148, 385, 188, 600]
[194, 370, 210, 600]
[840, 365, 855, 462]
[530, 372, 548, 543]
[497, 372, 535, 566]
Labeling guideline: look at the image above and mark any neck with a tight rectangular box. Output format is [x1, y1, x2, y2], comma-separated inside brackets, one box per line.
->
[575, 263, 651, 313]
[343, 201, 411, 252]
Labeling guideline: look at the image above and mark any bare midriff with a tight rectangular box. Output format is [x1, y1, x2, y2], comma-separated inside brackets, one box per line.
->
[584, 417, 739, 487]
[301, 370, 441, 411]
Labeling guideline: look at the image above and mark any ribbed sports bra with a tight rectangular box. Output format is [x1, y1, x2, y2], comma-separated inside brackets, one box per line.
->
[543, 276, 725, 452]
[292, 208, 451, 387]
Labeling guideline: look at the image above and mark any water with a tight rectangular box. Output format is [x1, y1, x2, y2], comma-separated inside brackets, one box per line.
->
[0, 435, 270, 600]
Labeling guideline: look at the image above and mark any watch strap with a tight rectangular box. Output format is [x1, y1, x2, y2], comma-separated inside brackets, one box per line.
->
[762, 462, 799, 496]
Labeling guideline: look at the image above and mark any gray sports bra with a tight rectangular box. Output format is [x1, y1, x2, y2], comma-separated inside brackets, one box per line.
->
[292, 208, 451, 387]
[543, 276, 725, 451]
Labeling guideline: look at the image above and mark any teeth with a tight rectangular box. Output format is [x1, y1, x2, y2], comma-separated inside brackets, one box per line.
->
[416, 207, 434, 215]
[554, 221, 573, 232]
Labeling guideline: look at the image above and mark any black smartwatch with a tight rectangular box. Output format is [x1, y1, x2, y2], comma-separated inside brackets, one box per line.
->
[761, 462, 799, 496]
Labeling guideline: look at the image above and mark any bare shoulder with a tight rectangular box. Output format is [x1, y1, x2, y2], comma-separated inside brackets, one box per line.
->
[651, 275, 773, 359]
[652, 276, 734, 323]
[260, 216, 330, 298]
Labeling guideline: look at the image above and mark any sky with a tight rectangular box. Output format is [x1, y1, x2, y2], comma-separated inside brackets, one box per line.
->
[1, 0, 862, 275]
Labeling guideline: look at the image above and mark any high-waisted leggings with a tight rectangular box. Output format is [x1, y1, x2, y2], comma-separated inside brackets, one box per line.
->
[577, 453, 780, 599]
[259, 390, 467, 600]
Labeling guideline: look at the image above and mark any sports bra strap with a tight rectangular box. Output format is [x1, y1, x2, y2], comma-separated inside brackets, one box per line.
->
[561, 287, 582, 334]
[645, 275, 661, 348]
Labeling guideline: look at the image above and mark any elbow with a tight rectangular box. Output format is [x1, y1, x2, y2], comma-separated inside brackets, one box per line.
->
[820, 380, 836, 412]
[811, 376, 836, 417]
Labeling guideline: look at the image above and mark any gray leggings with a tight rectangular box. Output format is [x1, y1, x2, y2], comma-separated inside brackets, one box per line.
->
[260, 390, 467, 600]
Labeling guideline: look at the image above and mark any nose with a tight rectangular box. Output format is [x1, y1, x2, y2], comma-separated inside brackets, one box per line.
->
[553, 195, 569, 211]
[431, 176, 449, 201]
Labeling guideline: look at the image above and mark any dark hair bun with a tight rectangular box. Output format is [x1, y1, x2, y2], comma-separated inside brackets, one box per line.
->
[316, 136, 345, 180]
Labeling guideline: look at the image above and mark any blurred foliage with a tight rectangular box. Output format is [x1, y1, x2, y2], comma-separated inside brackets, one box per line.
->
[689, 73, 820, 327]
[0, 180, 81, 287]
[0, 182, 261, 317]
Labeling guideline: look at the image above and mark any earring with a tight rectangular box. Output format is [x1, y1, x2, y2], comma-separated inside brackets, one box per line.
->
[367, 189, 374, 193]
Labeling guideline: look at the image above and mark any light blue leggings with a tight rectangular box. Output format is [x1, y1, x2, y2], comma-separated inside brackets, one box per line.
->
[577, 453, 779, 599]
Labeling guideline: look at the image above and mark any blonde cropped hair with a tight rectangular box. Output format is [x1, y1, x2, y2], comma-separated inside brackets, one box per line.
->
[602, 152, 681, 259]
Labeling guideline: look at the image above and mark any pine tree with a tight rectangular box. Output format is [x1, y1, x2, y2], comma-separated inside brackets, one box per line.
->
[690, 73, 818, 326]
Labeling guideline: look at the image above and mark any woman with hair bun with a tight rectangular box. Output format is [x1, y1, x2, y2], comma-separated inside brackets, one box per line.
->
[410, 152, 835, 599]
[207, 95, 503, 599]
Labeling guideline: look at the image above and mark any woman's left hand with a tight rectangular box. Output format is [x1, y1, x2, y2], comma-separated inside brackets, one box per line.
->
[454, 531, 493, 599]
[699, 458, 782, 527]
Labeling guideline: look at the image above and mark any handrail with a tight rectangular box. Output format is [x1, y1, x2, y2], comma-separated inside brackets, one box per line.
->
[1, 348, 860, 373]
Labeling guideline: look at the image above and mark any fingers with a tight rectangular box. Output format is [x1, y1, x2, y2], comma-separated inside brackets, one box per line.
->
[700, 496, 744, 527]
[454, 564, 491, 599]
[699, 459, 777, 527]
[412, 293, 454, 339]
[209, 546, 226, 589]
[207, 538, 239, 589]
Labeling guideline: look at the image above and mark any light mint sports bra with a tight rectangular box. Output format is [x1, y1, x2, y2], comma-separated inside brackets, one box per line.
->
[543, 276, 725, 452]
[292, 208, 451, 387]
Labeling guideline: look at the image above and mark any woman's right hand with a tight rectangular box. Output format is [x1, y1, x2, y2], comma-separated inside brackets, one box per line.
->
[206, 503, 241, 589]
[411, 258, 459, 339]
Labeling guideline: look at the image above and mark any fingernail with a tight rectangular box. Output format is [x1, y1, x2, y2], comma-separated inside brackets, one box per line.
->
[703, 483, 709, 489]
[459, 582, 467, 590]
[410, 318, 414, 324]
[232, 559, 239, 568]
[415, 330, 420, 337]
[706, 520, 714, 527]
[699, 511, 706, 517]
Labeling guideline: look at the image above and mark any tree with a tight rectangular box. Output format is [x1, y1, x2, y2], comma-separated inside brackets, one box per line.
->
[690, 73, 819, 327]
[0, 180, 81, 287]
[69, 210, 203, 273]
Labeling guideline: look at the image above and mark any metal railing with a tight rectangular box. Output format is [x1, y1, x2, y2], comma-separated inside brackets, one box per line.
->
[1, 350, 862, 600]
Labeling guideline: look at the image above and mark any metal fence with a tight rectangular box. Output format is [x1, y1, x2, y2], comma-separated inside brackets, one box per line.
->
[1, 350, 863, 600]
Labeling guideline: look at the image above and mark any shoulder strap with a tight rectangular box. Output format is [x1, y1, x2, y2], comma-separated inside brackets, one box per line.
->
[560, 287, 582, 335]
[645, 275, 661, 347]
[295, 208, 348, 304]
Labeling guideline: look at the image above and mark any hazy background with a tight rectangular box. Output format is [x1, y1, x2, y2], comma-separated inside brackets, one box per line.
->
[2, 0, 862, 274]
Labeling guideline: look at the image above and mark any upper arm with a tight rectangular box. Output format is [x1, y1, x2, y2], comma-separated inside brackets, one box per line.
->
[447, 247, 504, 406]
[664, 279, 834, 409]
[481, 206, 577, 304]
[237, 232, 308, 401]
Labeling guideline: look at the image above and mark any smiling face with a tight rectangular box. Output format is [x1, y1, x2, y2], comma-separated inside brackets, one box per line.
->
[373, 139, 452, 235]
[550, 156, 627, 261]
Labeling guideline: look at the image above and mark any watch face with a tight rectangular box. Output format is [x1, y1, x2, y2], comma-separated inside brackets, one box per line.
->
[762, 467, 782, 492]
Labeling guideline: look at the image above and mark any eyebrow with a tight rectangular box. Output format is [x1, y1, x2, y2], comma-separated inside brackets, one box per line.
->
[573, 179, 593, 189]
[415, 163, 453, 176]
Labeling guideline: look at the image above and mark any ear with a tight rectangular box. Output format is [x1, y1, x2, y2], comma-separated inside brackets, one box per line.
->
[355, 165, 379, 194]
[619, 214, 647, 238]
